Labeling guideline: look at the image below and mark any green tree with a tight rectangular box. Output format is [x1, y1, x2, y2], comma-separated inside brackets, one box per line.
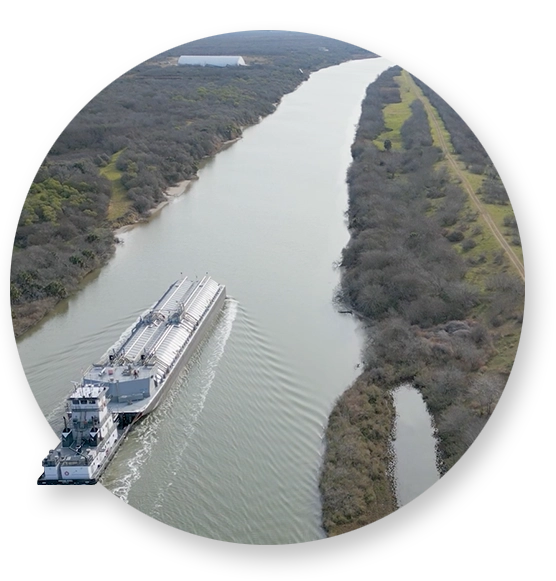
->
[43, 281, 68, 299]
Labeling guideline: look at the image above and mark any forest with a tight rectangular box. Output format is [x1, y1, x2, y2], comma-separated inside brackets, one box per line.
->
[10, 31, 373, 336]
[319, 67, 524, 536]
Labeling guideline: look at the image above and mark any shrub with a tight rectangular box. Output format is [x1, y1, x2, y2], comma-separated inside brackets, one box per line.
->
[446, 230, 464, 242]
[461, 238, 477, 252]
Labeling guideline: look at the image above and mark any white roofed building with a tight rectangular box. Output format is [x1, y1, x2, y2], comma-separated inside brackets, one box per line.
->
[178, 55, 246, 67]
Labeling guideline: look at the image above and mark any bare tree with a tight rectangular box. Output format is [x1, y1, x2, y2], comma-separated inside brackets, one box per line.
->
[469, 374, 505, 416]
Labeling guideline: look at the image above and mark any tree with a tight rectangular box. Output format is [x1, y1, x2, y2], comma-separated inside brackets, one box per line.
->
[383, 139, 392, 151]
[469, 375, 504, 416]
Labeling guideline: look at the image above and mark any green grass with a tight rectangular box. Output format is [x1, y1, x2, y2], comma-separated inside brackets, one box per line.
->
[486, 325, 523, 375]
[99, 150, 132, 222]
[402, 70, 452, 151]
[459, 169, 483, 191]
[484, 203, 524, 262]
[455, 165, 523, 264]
[373, 73, 414, 150]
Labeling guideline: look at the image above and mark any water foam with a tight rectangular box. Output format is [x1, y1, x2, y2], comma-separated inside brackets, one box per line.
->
[107, 298, 238, 504]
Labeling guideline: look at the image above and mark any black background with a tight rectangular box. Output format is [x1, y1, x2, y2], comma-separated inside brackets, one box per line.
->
[7, 19, 554, 579]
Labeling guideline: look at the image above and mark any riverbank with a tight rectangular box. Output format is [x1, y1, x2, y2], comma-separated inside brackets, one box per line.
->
[11, 134, 248, 339]
[12, 175, 194, 338]
[319, 373, 397, 536]
[110, 179, 193, 235]
[319, 66, 523, 535]
[118, 136, 243, 230]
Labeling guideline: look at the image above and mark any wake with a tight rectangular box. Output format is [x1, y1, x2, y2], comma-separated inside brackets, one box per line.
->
[107, 298, 238, 503]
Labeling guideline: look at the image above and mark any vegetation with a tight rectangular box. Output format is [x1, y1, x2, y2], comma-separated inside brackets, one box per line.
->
[412, 75, 489, 172]
[100, 150, 130, 222]
[320, 374, 396, 535]
[412, 74, 522, 256]
[320, 67, 524, 536]
[11, 31, 373, 336]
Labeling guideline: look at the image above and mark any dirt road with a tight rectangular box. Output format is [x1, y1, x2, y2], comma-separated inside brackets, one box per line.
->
[405, 72, 525, 281]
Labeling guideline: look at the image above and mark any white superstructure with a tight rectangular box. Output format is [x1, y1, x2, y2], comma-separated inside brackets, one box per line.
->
[178, 55, 246, 67]
[40, 385, 120, 483]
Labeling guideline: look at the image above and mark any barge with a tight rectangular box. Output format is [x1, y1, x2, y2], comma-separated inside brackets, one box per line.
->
[37, 274, 226, 485]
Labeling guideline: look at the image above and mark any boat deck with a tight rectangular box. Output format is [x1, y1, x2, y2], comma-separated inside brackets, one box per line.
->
[86, 276, 221, 374]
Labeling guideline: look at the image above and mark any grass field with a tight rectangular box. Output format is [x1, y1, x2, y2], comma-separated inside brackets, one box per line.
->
[372, 72, 414, 150]
[100, 150, 132, 222]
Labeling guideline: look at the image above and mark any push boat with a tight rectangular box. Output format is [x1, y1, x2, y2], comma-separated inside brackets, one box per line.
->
[37, 274, 226, 485]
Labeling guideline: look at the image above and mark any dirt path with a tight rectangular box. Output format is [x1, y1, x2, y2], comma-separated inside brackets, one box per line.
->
[405, 72, 525, 281]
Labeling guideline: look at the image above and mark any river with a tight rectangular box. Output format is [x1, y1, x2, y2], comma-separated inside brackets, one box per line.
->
[18, 57, 395, 544]
[392, 385, 440, 507]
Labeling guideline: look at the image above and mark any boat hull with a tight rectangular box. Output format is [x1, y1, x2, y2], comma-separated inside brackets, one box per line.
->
[37, 425, 132, 485]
